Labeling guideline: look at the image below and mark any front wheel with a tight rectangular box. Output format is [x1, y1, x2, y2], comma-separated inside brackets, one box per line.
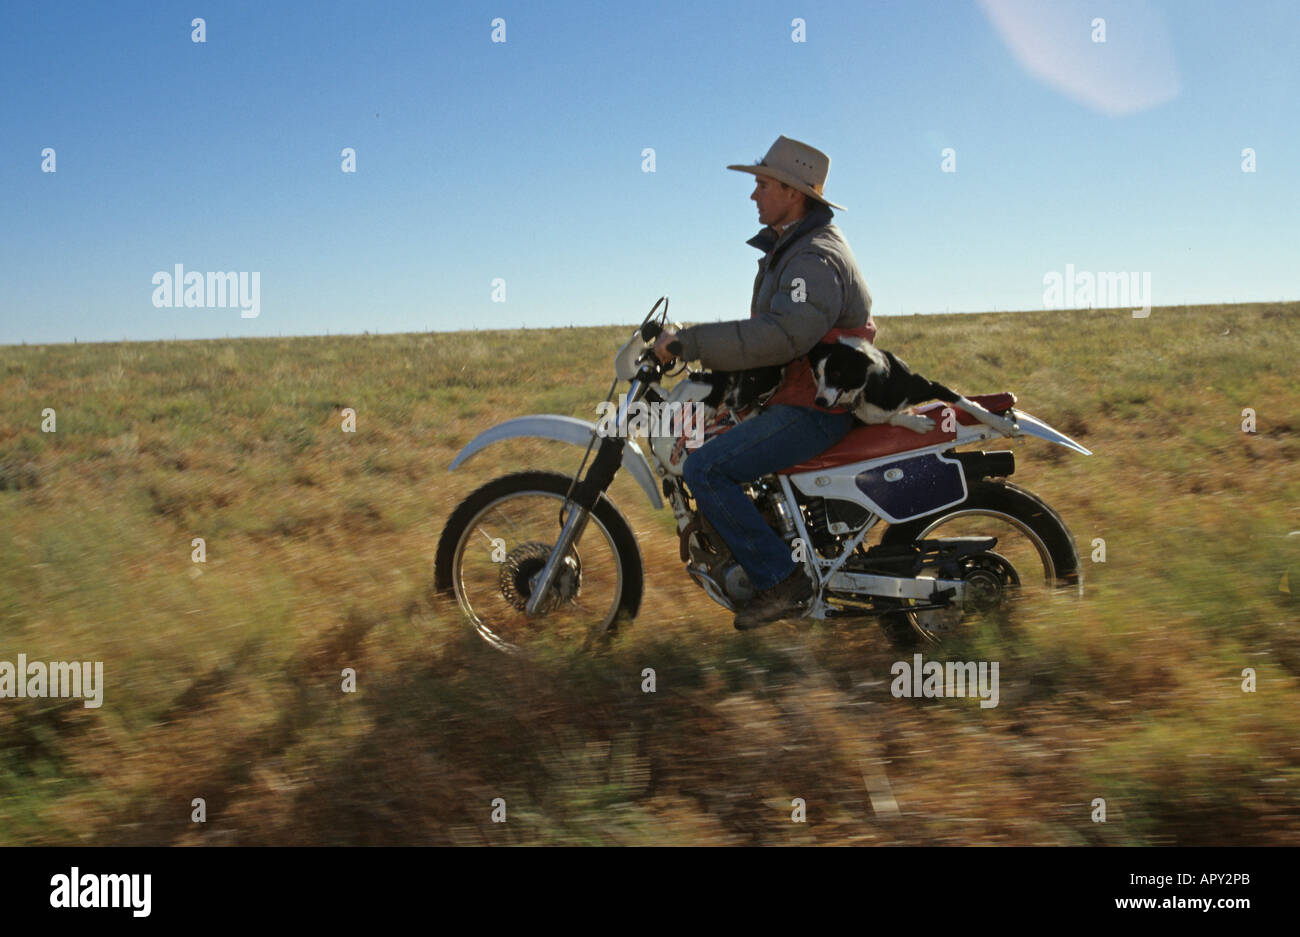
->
[875, 480, 1082, 647]
[434, 471, 644, 655]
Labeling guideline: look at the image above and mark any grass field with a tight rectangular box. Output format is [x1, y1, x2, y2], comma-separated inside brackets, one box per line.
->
[1, 301, 1298, 845]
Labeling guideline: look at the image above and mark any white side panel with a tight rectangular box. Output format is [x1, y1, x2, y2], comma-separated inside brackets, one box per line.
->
[787, 446, 969, 524]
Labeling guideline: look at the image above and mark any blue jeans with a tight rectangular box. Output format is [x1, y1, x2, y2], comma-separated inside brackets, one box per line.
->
[682, 404, 855, 591]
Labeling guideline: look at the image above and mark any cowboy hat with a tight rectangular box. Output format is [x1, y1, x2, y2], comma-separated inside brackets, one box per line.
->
[727, 135, 846, 210]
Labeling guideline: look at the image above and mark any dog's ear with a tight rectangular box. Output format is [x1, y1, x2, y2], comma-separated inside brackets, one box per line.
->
[863, 347, 889, 398]
[827, 345, 869, 389]
[806, 342, 836, 366]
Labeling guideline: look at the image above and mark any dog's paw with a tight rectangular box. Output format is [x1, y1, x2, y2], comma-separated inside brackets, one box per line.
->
[892, 412, 935, 433]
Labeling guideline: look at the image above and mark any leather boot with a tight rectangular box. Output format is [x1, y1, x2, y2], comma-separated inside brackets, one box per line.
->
[733, 567, 814, 630]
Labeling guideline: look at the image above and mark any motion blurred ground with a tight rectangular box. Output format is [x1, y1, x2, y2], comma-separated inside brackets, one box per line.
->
[1, 302, 1297, 844]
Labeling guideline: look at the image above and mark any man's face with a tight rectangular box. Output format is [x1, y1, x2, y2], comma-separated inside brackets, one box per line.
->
[751, 176, 804, 228]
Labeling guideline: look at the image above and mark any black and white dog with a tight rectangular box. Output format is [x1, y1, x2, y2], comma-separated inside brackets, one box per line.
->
[807, 336, 1019, 435]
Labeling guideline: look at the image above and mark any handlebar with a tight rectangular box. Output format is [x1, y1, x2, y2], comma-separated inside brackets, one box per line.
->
[640, 321, 682, 361]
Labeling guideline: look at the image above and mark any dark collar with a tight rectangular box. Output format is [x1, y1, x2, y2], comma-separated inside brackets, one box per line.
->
[745, 203, 834, 263]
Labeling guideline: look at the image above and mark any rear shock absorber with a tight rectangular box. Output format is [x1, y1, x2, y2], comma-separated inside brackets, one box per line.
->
[801, 495, 830, 544]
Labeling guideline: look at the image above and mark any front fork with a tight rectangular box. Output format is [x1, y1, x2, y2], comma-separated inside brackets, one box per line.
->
[524, 378, 646, 616]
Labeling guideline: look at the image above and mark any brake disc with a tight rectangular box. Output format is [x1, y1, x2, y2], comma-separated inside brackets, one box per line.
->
[498, 541, 582, 614]
[911, 551, 1020, 635]
[959, 552, 1020, 611]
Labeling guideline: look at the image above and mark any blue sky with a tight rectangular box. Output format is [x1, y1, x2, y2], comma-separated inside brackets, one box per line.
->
[2, 0, 1296, 345]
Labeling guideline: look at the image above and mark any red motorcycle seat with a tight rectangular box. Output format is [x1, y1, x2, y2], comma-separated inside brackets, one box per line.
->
[777, 392, 1018, 474]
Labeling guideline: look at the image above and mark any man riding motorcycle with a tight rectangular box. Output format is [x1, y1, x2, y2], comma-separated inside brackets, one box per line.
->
[653, 135, 876, 629]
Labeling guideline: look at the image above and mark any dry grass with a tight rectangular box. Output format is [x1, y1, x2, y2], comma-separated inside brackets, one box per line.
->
[0, 301, 1297, 844]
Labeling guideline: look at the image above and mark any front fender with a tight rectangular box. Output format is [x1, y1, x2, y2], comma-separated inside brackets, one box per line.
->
[448, 414, 665, 509]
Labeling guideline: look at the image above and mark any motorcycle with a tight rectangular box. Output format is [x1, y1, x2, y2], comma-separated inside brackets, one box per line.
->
[435, 299, 1091, 654]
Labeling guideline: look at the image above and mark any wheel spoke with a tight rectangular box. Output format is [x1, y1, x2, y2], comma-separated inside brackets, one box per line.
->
[874, 490, 1079, 645]
[451, 489, 623, 654]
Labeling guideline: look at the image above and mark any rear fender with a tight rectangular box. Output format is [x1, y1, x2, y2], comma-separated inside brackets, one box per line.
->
[448, 414, 664, 510]
[1009, 409, 1092, 455]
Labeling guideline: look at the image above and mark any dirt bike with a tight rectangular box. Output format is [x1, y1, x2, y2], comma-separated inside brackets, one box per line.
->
[435, 299, 1091, 654]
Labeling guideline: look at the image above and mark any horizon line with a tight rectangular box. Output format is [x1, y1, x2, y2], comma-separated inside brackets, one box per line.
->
[3, 298, 1294, 350]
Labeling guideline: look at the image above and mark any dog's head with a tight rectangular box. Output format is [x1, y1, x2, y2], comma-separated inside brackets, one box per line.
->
[809, 338, 888, 409]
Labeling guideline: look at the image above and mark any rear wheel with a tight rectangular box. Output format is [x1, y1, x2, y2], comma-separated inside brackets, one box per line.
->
[875, 480, 1081, 647]
[434, 471, 644, 655]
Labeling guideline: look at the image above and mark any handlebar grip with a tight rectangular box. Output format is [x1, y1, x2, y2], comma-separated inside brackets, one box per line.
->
[667, 339, 682, 357]
[640, 321, 663, 343]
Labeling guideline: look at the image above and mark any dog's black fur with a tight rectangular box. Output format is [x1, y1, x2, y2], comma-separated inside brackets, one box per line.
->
[690, 342, 1015, 437]
[697, 365, 785, 412]
[804, 339, 1019, 436]
[694, 347, 963, 417]
[806, 343, 963, 412]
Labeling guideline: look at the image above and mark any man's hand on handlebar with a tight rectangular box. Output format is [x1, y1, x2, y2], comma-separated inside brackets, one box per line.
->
[652, 330, 682, 364]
